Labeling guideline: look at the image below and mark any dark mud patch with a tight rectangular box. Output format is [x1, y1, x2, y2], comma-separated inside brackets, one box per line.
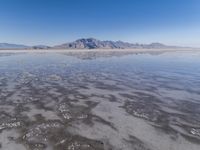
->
[125, 135, 152, 150]
[18, 120, 104, 150]
[122, 96, 200, 144]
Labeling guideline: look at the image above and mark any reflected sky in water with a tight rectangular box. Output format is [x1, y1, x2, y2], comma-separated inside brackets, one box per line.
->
[0, 51, 200, 150]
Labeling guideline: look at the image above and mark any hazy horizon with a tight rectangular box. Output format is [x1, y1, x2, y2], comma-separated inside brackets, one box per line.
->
[0, 37, 194, 48]
[0, 0, 200, 47]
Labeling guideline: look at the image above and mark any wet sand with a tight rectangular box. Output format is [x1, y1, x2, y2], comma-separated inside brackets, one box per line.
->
[0, 50, 200, 150]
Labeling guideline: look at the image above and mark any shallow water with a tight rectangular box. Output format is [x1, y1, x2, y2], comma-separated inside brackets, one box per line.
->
[0, 50, 200, 150]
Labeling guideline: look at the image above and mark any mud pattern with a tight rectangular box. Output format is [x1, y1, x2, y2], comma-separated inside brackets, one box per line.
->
[0, 51, 200, 150]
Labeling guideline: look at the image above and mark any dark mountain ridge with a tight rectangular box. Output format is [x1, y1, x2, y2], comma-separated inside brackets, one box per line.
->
[0, 38, 181, 49]
[54, 38, 176, 49]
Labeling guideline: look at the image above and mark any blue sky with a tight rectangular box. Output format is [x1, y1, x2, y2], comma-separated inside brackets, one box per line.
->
[0, 0, 200, 46]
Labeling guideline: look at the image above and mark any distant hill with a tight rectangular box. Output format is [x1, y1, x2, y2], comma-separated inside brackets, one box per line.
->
[54, 38, 176, 49]
[0, 43, 52, 49]
[0, 43, 29, 49]
[32, 45, 51, 49]
[0, 38, 181, 50]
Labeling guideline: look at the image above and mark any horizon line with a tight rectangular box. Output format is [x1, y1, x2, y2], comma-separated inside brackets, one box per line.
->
[0, 37, 194, 48]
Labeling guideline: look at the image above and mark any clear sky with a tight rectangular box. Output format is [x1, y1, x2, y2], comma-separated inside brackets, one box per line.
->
[0, 0, 200, 47]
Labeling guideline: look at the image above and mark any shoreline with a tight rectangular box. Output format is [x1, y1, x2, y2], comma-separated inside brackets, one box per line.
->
[0, 48, 199, 53]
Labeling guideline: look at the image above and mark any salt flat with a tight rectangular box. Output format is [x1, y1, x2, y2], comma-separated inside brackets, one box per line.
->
[0, 50, 200, 150]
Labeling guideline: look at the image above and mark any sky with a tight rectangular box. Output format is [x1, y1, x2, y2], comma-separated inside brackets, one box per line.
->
[0, 0, 200, 47]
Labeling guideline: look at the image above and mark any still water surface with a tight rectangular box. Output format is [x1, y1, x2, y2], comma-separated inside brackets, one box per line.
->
[0, 51, 200, 150]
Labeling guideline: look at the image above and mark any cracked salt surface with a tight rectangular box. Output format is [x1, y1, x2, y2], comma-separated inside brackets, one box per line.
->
[0, 51, 200, 150]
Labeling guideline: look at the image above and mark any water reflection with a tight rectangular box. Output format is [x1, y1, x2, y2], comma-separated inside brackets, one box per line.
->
[0, 51, 200, 150]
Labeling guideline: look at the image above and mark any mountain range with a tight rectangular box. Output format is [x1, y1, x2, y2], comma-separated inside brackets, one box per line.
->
[0, 43, 29, 49]
[0, 38, 180, 49]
